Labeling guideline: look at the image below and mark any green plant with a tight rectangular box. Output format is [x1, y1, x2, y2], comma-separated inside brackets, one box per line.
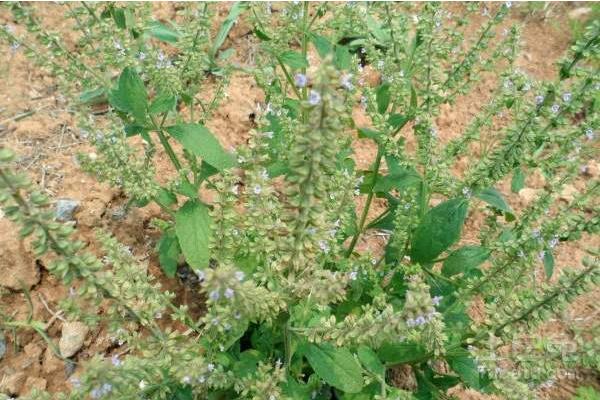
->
[1, 2, 599, 400]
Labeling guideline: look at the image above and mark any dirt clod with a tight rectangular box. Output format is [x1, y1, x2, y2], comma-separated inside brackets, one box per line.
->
[0, 220, 40, 291]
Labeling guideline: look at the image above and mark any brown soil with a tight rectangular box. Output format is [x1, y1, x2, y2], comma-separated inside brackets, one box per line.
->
[0, 2, 598, 399]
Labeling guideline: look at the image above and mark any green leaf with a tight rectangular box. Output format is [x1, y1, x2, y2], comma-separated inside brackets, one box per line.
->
[170, 385, 193, 400]
[448, 353, 484, 390]
[167, 123, 236, 171]
[157, 232, 180, 278]
[112, 8, 128, 29]
[376, 83, 390, 114]
[357, 127, 382, 144]
[254, 28, 271, 41]
[373, 167, 421, 193]
[475, 187, 512, 213]
[280, 50, 309, 69]
[156, 187, 177, 207]
[311, 34, 333, 58]
[543, 250, 554, 279]
[442, 246, 490, 277]
[149, 93, 177, 115]
[305, 343, 364, 393]
[109, 67, 148, 123]
[148, 21, 180, 44]
[377, 341, 427, 365]
[410, 199, 469, 263]
[511, 167, 525, 193]
[357, 346, 385, 377]
[574, 387, 600, 400]
[175, 200, 211, 269]
[211, 2, 244, 57]
[79, 87, 106, 105]
[388, 114, 410, 129]
[334, 45, 351, 70]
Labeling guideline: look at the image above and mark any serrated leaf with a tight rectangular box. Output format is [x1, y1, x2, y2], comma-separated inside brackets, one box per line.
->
[357, 346, 384, 377]
[157, 232, 180, 278]
[376, 83, 390, 114]
[410, 199, 469, 263]
[149, 93, 177, 115]
[543, 250, 554, 279]
[175, 200, 211, 269]
[167, 123, 236, 171]
[305, 343, 364, 393]
[280, 50, 309, 69]
[511, 167, 525, 193]
[311, 34, 333, 58]
[148, 21, 180, 43]
[109, 67, 148, 123]
[475, 187, 512, 213]
[334, 45, 351, 70]
[442, 246, 490, 277]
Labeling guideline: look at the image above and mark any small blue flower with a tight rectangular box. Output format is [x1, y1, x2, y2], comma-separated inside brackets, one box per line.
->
[294, 73, 307, 88]
[551, 104, 560, 114]
[308, 90, 321, 106]
[585, 128, 595, 141]
[562, 92, 572, 102]
[224, 288, 235, 299]
[209, 290, 220, 301]
[535, 95, 545, 105]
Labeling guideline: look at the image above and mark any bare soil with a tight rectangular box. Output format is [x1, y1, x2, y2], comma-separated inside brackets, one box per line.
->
[0, 3, 598, 398]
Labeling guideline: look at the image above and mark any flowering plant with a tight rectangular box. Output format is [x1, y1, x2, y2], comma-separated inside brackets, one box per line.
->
[1, 2, 599, 399]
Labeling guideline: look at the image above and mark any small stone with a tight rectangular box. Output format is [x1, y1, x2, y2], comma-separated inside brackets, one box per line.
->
[21, 377, 47, 395]
[55, 198, 80, 221]
[518, 188, 539, 206]
[59, 321, 89, 358]
[0, 220, 40, 291]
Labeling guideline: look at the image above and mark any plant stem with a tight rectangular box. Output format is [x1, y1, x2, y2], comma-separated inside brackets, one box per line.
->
[346, 148, 384, 257]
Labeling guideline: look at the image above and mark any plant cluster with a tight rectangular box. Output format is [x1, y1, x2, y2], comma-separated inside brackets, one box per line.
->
[1, 2, 599, 400]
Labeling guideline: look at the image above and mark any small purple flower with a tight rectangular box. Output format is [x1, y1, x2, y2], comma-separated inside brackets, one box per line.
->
[207, 363, 215, 372]
[253, 184, 262, 195]
[182, 376, 192, 384]
[537, 250, 546, 261]
[340, 74, 354, 91]
[462, 187, 472, 198]
[308, 90, 321, 106]
[211, 317, 220, 326]
[349, 271, 358, 281]
[209, 290, 220, 301]
[235, 271, 245, 281]
[505, 1, 512, 8]
[224, 287, 235, 299]
[414, 315, 427, 326]
[535, 95, 545, 105]
[294, 73, 307, 88]
[9, 42, 20, 53]
[562, 92, 572, 102]
[432, 296, 443, 307]
[551, 104, 560, 114]
[111, 355, 121, 367]
[318, 240, 330, 253]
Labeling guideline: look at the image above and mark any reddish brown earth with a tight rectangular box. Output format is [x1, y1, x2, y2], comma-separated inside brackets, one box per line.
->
[0, 3, 598, 398]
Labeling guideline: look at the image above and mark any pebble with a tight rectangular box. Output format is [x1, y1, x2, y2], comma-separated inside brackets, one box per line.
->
[59, 321, 89, 358]
[55, 198, 80, 221]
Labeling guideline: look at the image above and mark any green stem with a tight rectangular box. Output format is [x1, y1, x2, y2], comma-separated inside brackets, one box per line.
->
[346, 148, 384, 257]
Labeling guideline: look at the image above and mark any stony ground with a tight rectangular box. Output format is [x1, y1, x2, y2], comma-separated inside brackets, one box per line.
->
[0, 2, 598, 398]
